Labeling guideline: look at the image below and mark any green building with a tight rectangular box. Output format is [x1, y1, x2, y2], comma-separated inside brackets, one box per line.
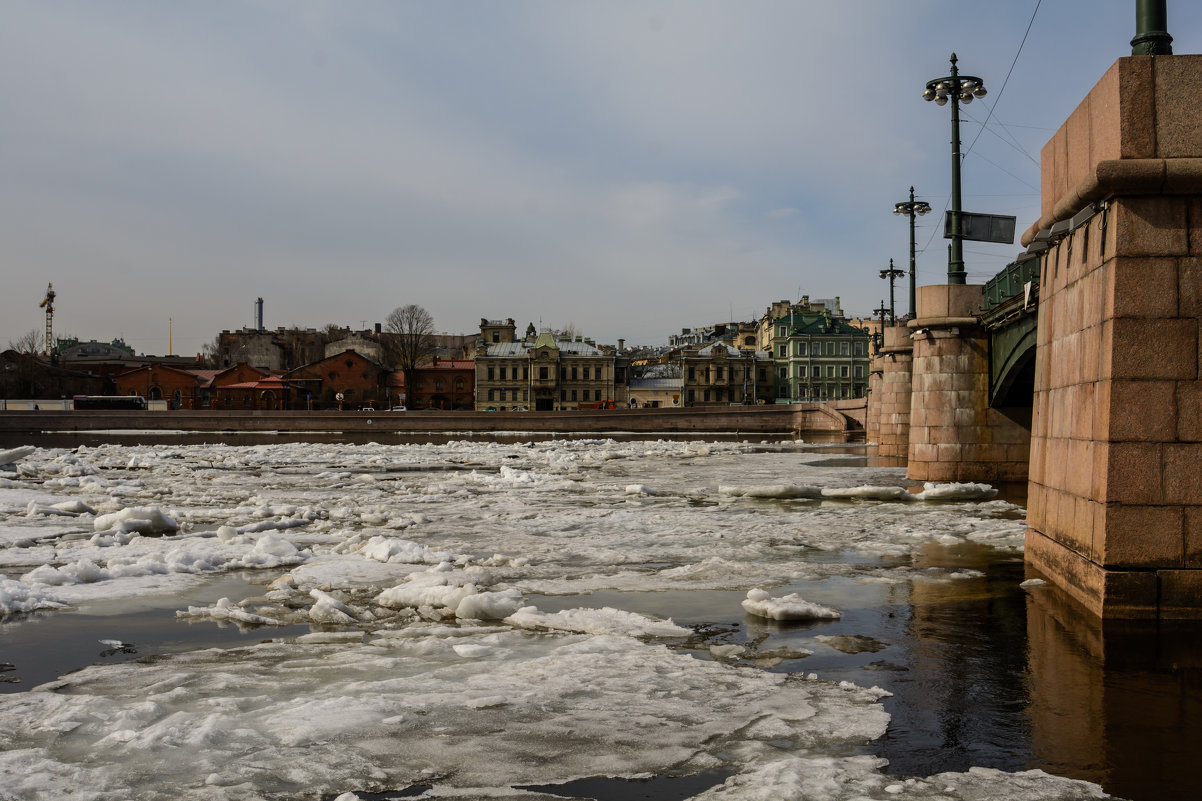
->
[769, 311, 870, 402]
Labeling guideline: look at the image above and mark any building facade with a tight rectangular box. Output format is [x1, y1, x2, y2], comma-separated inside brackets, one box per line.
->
[474, 323, 617, 411]
[392, 359, 475, 410]
[681, 343, 773, 406]
[769, 311, 871, 402]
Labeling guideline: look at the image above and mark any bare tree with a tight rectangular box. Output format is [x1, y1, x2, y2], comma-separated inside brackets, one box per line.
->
[384, 305, 436, 404]
[8, 329, 43, 354]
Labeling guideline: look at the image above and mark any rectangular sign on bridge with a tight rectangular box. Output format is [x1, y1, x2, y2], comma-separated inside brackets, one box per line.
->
[945, 212, 1017, 244]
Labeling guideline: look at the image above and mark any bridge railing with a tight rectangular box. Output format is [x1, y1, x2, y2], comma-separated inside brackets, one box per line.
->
[983, 254, 1041, 312]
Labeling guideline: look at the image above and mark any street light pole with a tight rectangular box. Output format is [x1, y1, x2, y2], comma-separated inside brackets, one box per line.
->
[893, 187, 931, 319]
[924, 54, 986, 285]
[880, 259, 905, 326]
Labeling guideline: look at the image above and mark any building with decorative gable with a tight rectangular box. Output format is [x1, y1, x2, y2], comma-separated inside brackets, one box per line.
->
[681, 343, 773, 406]
[474, 320, 617, 411]
[769, 310, 871, 402]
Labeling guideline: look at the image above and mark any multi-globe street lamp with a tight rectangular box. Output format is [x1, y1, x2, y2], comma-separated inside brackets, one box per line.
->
[879, 259, 906, 326]
[923, 54, 986, 285]
[893, 187, 931, 319]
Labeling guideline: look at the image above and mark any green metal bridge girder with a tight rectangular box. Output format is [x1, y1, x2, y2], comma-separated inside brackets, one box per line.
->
[989, 312, 1038, 407]
[982, 255, 1042, 408]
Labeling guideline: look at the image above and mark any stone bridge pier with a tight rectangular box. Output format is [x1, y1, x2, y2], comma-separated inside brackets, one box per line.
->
[875, 325, 915, 458]
[1022, 54, 1202, 618]
[905, 285, 1030, 483]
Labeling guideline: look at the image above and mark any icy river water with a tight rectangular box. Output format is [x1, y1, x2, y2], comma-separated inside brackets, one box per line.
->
[0, 433, 1198, 801]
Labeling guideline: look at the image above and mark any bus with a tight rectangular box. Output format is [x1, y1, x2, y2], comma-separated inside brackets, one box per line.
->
[72, 395, 148, 410]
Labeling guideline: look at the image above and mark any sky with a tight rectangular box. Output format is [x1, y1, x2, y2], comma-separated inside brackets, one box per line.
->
[2, 1, 1200, 357]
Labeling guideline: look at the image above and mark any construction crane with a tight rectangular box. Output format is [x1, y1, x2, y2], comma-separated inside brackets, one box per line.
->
[38, 283, 55, 355]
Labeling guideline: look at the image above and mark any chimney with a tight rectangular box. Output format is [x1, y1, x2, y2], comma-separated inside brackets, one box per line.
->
[618, 338, 625, 351]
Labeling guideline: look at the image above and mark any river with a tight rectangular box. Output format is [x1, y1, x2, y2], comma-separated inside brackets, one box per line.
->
[0, 432, 1197, 800]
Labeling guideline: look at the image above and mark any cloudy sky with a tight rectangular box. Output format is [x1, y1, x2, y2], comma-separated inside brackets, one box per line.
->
[3, 1, 1199, 356]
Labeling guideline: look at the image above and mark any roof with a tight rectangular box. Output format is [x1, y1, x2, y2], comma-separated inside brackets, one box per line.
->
[773, 312, 869, 337]
[628, 377, 682, 390]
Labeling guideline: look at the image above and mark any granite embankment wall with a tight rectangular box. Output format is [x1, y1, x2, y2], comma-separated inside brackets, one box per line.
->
[0, 402, 865, 435]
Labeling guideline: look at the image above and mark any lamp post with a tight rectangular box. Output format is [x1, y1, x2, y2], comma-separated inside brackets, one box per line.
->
[923, 53, 986, 285]
[893, 187, 931, 319]
[880, 259, 905, 326]
[872, 300, 890, 354]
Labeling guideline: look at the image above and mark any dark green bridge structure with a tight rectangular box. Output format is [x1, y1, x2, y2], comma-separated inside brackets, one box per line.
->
[980, 255, 1042, 428]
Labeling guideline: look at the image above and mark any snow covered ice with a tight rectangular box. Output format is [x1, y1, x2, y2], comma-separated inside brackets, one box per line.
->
[0, 439, 1112, 800]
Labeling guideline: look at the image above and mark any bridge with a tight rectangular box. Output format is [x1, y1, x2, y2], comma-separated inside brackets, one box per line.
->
[867, 47, 1202, 620]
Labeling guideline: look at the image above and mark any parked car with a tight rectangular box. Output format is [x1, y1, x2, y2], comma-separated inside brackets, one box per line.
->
[390, 406, 407, 411]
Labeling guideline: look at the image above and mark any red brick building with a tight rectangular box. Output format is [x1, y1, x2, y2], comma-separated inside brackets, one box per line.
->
[214, 374, 308, 410]
[114, 364, 208, 409]
[284, 350, 390, 410]
[391, 358, 475, 410]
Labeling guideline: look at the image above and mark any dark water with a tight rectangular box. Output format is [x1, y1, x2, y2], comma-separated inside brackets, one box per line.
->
[531, 551, 1202, 801]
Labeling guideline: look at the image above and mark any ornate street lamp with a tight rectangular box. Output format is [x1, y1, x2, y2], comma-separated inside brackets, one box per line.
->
[871, 301, 890, 353]
[923, 54, 986, 285]
[879, 259, 906, 326]
[893, 186, 931, 319]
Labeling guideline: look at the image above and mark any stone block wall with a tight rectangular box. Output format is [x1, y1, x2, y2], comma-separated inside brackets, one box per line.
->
[866, 368, 883, 442]
[906, 286, 1030, 482]
[876, 326, 914, 457]
[1024, 55, 1202, 618]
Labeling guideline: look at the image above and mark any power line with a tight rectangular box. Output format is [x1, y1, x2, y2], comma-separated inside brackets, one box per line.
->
[965, 0, 1042, 157]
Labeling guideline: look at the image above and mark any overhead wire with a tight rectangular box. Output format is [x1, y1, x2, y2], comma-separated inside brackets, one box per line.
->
[964, 0, 1042, 157]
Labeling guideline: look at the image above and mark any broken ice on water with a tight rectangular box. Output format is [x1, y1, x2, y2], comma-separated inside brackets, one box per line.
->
[0, 439, 1109, 800]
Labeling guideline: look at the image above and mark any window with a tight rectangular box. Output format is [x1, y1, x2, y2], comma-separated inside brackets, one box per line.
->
[687, 389, 696, 403]
[799, 365, 807, 377]
[595, 390, 601, 401]
[522, 367, 528, 379]
[778, 345, 786, 358]
[455, 379, 464, 390]
[571, 367, 578, 380]
[778, 327, 786, 337]
[560, 367, 566, 380]
[854, 365, 863, 378]
[436, 379, 445, 391]
[703, 390, 711, 402]
[840, 341, 849, 356]
[583, 367, 590, 380]
[840, 366, 849, 378]
[571, 389, 577, 401]
[689, 367, 696, 380]
[855, 341, 865, 355]
[778, 386, 788, 398]
[491, 332, 500, 343]
[759, 369, 767, 381]
[560, 390, 566, 401]
[539, 366, 548, 380]
[524, 390, 529, 401]
[499, 367, 506, 380]
[779, 367, 787, 379]
[715, 389, 723, 402]
[797, 342, 806, 356]
[487, 367, 495, 381]
[827, 366, 835, 378]
[488, 389, 495, 401]
[716, 367, 724, 380]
